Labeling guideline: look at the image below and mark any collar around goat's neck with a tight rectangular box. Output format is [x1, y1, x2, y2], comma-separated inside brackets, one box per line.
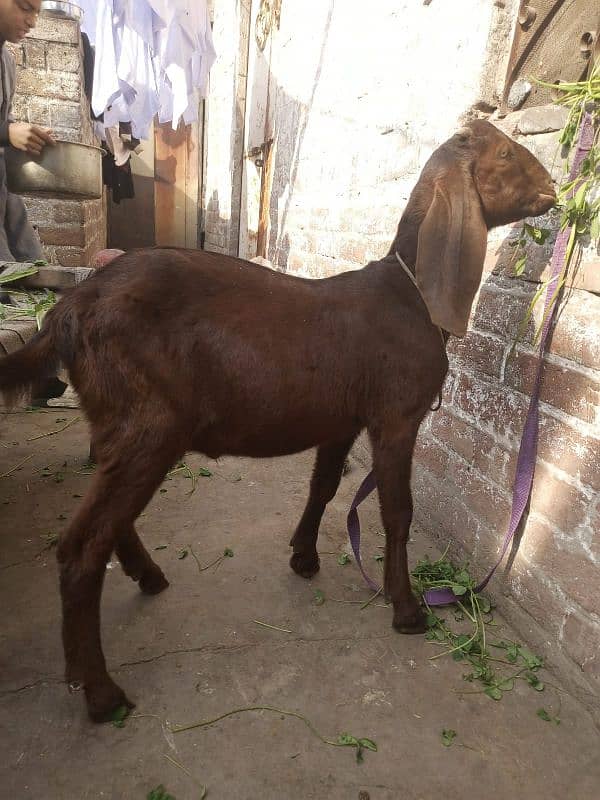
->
[395, 250, 448, 350]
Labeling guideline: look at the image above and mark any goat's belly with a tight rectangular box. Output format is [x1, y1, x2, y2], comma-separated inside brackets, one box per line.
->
[192, 413, 361, 459]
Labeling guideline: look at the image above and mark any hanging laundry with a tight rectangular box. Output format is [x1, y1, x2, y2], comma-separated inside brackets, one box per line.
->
[82, 0, 216, 141]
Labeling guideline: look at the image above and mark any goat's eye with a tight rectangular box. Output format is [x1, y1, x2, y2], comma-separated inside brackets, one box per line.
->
[499, 148, 510, 159]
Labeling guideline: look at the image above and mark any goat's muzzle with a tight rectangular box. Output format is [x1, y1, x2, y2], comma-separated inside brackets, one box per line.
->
[536, 191, 557, 215]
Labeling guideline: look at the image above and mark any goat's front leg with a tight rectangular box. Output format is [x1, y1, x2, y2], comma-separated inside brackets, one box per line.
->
[371, 425, 427, 633]
[290, 436, 356, 578]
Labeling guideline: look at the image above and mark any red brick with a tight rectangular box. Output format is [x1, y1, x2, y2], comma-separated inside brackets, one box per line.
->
[11, 95, 50, 127]
[46, 45, 80, 73]
[413, 433, 449, 478]
[54, 247, 84, 267]
[548, 292, 600, 371]
[49, 102, 82, 132]
[25, 39, 46, 69]
[515, 516, 598, 615]
[505, 350, 600, 424]
[430, 401, 518, 492]
[503, 560, 568, 638]
[27, 17, 79, 45]
[413, 469, 479, 555]
[53, 202, 83, 225]
[448, 330, 505, 378]
[471, 283, 531, 338]
[15, 68, 80, 102]
[38, 225, 84, 247]
[446, 454, 511, 532]
[430, 410, 475, 462]
[530, 464, 592, 533]
[472, 434, 518, 492]
[537, 413, 600, 491]
[338, 238, 367, 264]
[453, 373, 529, 441]
[562, 611, 600, 684]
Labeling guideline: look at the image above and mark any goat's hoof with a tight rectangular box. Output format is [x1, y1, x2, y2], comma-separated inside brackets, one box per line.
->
[85, 679, 135, 723]
[290, 552, 320, 579]
[139, 567, 169, 595]
[392, 606, 428, 635]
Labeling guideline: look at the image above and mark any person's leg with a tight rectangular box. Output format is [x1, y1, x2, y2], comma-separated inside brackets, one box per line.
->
[5, 191, 44, 262]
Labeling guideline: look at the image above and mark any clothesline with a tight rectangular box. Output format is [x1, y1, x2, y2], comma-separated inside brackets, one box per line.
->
[79, 0, 216, 140]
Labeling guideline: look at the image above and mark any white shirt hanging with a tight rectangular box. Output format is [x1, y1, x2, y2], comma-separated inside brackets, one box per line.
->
[84, 0, 216, 139]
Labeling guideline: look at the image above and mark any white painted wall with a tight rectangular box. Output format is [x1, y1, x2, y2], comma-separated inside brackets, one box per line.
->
[204, 0, 517, 273]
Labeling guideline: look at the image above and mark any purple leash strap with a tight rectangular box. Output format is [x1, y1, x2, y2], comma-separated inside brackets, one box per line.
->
[347, 469, 380, 592]
[348, 113, 595, 606]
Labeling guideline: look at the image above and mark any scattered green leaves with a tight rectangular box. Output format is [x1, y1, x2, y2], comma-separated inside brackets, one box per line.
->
[0, 265, 39, 285]
[166, 461, 212, 494]
[313, 589, 325, 606]
[411, 553, 546, 703]
[40, 532, 59, 550]
[441, 729, 457, 747]
[537, 707, 560, 725]
[509, 223, 551, 277]
[154, 544, 168, 551]
[177, 548, 188, 560]
[189, 545, 234, 573]
[147, 786, 176, 800]
[109, 705, 130, 728]
[337, 553, 351, 566]
[0, 288, 57, 329]
[337, 733, 378, 763]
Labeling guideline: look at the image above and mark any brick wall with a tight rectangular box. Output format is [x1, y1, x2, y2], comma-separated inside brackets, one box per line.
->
[8, 13, 106, 266]
[413, 108, 600, 702]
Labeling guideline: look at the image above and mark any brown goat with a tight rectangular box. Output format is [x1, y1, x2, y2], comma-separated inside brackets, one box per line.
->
[0, 120, 555, 721]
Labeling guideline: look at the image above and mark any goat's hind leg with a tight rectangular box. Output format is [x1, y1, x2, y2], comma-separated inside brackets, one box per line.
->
[370, 423, 427, 634]
[116, 525, 169, 595]
[290, 437, 355, 578]
[58, 439, 181, 722]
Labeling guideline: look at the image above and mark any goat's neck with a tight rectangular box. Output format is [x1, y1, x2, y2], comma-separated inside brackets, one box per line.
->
[386, 210, 421, 275]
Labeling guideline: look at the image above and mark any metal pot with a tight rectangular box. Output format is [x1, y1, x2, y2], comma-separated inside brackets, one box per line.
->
[5, 140, 103, 200]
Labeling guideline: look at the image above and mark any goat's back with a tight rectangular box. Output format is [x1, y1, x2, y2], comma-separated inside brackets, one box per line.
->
[61, 248, 447, 457]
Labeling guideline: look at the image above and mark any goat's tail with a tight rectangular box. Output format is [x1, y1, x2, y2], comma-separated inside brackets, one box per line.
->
[0, 300, 78, 408]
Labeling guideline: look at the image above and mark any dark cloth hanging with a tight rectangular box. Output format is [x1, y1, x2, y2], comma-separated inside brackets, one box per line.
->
[102, 151, 135, 204]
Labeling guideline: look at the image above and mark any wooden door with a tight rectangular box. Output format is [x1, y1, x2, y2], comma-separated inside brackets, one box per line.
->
[108, 118, 201, 251]
[154, 120, 201, 248]
[238, 0, 280, 261]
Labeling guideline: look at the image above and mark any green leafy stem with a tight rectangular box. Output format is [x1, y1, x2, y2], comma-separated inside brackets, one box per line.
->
[170, 704, 377, 763]
[510, 64, 599, 345]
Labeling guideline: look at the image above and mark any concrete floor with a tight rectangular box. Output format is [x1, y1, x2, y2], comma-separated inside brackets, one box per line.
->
[1, 409, 598, 800]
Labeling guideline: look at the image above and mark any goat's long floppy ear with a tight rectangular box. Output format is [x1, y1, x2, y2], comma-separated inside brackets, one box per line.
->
[415, 167, 488, 337]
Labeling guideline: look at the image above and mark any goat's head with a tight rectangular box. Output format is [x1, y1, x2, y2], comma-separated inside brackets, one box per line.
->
[412, 119, 556, 337]
[466, 119, 556, 226]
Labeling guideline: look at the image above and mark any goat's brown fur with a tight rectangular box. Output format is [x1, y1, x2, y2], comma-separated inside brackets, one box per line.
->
[0, 120, 555, 721]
